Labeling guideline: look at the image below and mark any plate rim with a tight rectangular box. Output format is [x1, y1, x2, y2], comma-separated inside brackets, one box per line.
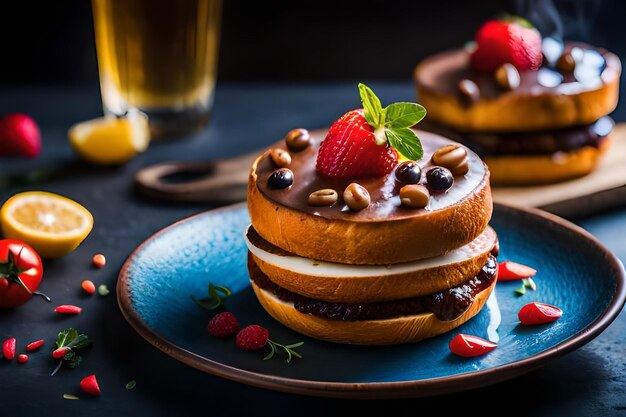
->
[117, 202, 626, 399]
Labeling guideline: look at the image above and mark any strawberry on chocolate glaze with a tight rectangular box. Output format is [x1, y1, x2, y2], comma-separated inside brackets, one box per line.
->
[316, 84, 426, 178]
[471, 17, 542, 72]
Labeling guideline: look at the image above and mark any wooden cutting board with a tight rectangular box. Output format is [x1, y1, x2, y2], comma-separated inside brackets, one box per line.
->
[492, 123, 626, 219]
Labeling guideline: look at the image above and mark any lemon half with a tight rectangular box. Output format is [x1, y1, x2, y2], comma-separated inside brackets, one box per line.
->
[69, 112, 150, 165]
[0, 191, 94, 258]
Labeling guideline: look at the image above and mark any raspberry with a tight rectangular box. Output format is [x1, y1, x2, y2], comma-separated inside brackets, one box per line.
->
[207, 312, 240, 338]
[236, 325, 269, 351]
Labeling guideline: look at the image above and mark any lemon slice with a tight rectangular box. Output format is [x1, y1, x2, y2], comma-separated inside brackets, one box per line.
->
[0, 191, 94, 258]
[68, 111, 150, 165]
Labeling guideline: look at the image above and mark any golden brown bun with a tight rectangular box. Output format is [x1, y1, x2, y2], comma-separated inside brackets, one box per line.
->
[247, 226, 498, 303]
[414, 49, 621, 133]
[486, 139, 610, 186]
[248, 162, 493, 265]
[250, 278, 496, 345]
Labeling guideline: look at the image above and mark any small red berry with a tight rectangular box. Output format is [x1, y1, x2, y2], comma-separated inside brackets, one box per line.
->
[80, 374, 101, 396]
[26, 339, 44, 351]
[236, 325, 269, 351]
[54, 304, 82, 314]
[0, 113, 42, 158]
[208, 312, 240, 338]
[92, 254, 106, 268]
[17, 354, 28, 364]
[518, 302, 563, 325]
[2, 338, 16, 361]
[81, 280, 96, 295]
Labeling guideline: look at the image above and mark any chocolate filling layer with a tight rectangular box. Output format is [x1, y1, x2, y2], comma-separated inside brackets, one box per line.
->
[421, 117, 613, 157]
[248, 254, 497, 322]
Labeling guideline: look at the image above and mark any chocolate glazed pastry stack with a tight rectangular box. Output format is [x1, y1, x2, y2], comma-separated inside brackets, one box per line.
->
[245, 124, 498, 345]
[414, 19, 621, 185]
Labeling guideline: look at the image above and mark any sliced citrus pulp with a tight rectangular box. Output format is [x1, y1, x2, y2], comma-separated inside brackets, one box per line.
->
[68, 111, 150, 165]
[0, 191, 93, 258]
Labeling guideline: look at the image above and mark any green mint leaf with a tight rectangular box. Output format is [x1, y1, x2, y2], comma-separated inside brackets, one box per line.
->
[499, 14, 534, 29]
[55, 327, 91, 374]
[385, 128, 424, 161]
[384, 102, 426, 129]
[66, 355, 82, 369]
[358, 83, 383, 128]
[126, 380, 137, 390]
[56, 328, 78, 349]
[192, 282, 232, 311]
[70, 334, 92, 350]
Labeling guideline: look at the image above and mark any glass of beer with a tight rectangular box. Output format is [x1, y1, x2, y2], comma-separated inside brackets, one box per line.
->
[91, 0, 221, 138]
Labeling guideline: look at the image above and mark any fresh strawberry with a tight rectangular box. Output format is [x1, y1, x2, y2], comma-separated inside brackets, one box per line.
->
[471, 18, 542, 72]
[317, 109, 396, 177]
[498, 261, 537, 281]
[0, 113, 42, 158]
[316, 84, 426, 178]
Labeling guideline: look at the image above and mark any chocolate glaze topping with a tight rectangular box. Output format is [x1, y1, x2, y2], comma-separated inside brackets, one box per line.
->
[255, 129, 487, 222]
[248, 254, 497, 322]
[415, 42, 620, 101]
[422, 116, 614, 157]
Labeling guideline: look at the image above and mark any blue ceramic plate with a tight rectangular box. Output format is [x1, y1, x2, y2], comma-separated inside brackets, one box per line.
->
[117, 203, 625, 398]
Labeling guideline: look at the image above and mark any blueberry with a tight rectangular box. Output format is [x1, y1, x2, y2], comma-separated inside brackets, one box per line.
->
[395, 161, 422, 184]
[267, 168, 294, 189]
[426, 166, 454, 191]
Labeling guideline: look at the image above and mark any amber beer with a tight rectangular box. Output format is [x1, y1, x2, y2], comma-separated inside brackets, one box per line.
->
[91, 0, 221, 136]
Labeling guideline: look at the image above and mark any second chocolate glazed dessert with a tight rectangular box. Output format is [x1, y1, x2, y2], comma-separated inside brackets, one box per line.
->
[246, 84, 498, 345]
[414, 16, 621, 185]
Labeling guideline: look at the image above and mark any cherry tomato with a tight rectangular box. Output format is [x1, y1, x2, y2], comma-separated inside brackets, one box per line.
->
[449, 334, 497, 357]
[0, 239, 45, 308]
[497, 261, 537, 281]
[518, 302, 563, 325]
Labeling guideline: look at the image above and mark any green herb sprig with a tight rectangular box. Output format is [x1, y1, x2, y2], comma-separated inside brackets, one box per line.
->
[191, 282, 232, 311]
[358, 83, 426, 161]
[264, 341, 304, 363]
[51, 328, 91, 376]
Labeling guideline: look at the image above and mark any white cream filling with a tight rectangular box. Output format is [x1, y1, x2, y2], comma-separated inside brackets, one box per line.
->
[244, 225, 496, 278]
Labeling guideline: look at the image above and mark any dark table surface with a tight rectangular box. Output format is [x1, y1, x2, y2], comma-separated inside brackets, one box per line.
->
[1, 83, 625, 416]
